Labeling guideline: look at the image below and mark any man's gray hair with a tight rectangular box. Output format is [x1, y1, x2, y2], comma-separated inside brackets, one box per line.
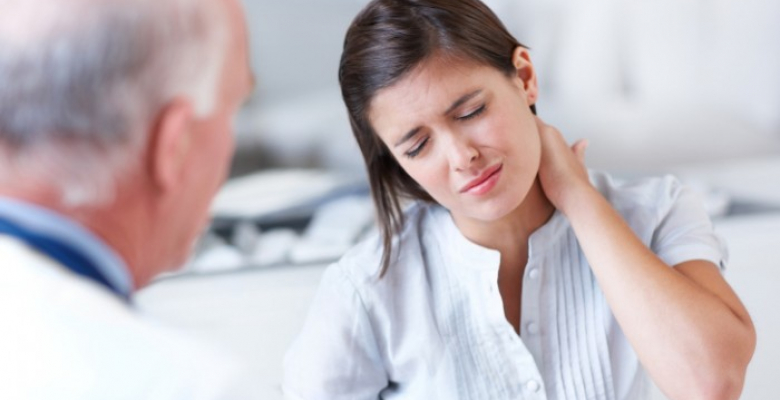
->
[0, 0, 229, 206]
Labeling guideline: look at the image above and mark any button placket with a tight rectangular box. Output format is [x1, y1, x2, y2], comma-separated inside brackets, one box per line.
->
[522, 264, 541, 332]
[526, 379, 541, 392]
[521, 255, 545, 369]
[524, 267, 541, 335]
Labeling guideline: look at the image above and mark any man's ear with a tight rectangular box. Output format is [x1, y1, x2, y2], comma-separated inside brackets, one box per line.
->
[146, 98, 196, 193]
[512, 46, 539, 107]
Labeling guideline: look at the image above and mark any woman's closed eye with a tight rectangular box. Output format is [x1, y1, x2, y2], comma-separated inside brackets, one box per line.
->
[457, 104, 486, 121]
[405, 137, 430, 159]
[403, 104, 486, 159]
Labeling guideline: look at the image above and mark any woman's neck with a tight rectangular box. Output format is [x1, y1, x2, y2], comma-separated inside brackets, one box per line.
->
[453, 176, 555, 263]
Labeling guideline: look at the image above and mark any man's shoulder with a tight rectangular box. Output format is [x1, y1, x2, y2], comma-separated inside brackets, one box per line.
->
[0, 237, 247, 399]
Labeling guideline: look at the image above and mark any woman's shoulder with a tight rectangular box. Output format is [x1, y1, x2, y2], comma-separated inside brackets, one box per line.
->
[588, 170, 718, 251]
[590, 170, 687, 216]
[330, 200, 440, 287]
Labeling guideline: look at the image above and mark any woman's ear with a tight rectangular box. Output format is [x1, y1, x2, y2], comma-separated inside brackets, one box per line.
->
[512, 46, 539, 107]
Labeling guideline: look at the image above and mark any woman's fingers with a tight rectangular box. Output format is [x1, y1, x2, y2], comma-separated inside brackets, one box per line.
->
[571, 139, 589, 166]
[536, 115, 586, 164]
[534, 115, 594, 210]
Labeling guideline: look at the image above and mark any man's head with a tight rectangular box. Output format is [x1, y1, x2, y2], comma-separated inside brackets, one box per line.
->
[0, 0, 254, 287]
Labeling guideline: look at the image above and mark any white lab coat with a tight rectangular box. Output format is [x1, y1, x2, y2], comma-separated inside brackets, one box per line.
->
[0, 236, 247, 400]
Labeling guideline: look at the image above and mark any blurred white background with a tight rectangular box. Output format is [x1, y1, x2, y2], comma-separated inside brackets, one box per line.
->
[235, 0, 780, 176]
[137, 1, 780, 398]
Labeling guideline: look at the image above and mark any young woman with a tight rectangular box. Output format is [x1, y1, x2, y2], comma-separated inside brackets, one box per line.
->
[283, 1, 755, 399]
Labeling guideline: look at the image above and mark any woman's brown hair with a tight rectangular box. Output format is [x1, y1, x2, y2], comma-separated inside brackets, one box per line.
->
[338, 0, 534, 276]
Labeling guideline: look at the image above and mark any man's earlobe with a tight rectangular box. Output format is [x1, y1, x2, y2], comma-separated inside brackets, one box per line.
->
[147, 98, 195, 193]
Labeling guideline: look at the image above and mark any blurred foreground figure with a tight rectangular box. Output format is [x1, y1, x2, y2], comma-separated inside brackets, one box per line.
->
[0, 0, 255, 398]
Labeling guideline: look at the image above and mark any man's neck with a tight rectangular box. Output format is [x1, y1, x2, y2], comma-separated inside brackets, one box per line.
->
[0, 186, 149, 289]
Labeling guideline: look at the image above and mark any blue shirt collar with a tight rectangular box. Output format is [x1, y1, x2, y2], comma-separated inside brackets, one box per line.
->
[0, 197, 134, 297]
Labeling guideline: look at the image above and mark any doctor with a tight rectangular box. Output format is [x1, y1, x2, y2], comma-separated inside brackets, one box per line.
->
[0, 0, 255, 398]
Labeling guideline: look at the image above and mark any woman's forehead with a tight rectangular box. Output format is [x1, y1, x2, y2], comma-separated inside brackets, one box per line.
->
[370, 57, 498, 117]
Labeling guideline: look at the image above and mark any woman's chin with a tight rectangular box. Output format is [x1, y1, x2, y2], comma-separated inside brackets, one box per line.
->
[457, 197, 524, 223]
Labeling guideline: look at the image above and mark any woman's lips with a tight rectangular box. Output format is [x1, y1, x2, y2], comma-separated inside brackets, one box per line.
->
[460, 164, 503, 195]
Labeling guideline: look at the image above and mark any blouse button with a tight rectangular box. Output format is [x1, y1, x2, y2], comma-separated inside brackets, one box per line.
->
[526, 379, 541, 392]
[528, 268, 539, 280]
[526, 322, 539, 335]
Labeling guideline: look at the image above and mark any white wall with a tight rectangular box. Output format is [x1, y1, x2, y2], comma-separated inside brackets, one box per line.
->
[240, 0, 365, 103]
[509, 0, 780, 172]
[236, 0, 780, 175]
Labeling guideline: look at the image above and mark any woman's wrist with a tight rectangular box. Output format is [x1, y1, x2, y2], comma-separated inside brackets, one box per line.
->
[555, 181, 603, 218]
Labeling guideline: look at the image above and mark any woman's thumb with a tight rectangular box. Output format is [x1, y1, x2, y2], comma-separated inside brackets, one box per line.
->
[572, 139, 589, 165]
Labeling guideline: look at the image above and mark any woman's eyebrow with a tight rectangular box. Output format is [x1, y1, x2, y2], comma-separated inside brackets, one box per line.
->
[444, 89, 482, 116]
[394, 127, 422, 148]
[394, 89, 483, 148]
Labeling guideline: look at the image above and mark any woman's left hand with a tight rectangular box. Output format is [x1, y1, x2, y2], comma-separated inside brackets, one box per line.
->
[535, 117, 593, 213]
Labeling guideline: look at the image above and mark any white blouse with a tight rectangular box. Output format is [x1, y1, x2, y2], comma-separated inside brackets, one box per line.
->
[283, 172, 726, 400]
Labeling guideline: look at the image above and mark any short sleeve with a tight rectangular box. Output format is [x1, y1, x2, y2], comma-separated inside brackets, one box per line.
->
[650, 177, 728, 270]
[282, 264, 388, 400]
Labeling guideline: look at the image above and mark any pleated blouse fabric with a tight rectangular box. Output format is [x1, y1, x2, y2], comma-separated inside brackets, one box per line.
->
[283, 172, 727, 400]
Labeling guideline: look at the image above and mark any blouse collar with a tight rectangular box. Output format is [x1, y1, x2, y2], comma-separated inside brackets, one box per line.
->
[429, 204, 570, 274]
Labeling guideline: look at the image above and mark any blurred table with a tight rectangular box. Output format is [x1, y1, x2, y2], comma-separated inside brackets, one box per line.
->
[712, 213, 780, 400]
[136, 264, 327, 399]
[674, 156, 780, 207]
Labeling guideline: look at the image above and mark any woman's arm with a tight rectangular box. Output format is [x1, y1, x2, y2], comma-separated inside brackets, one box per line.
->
[536, 119, 756, 400]
[283, 265, 387, 400]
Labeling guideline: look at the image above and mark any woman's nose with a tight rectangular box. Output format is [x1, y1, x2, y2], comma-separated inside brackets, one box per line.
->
[447, 135, 479, 171]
